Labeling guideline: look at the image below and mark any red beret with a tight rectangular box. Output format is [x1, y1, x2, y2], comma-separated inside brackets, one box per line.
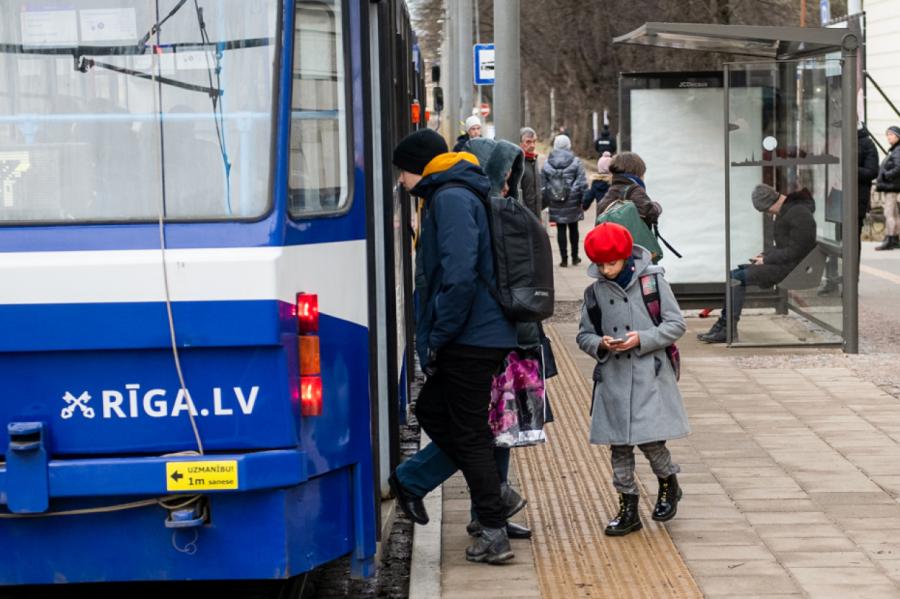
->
[584, 223, 633, 264]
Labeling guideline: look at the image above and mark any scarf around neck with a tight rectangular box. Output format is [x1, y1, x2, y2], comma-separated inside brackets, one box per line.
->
[607, 256, 636, 289]
[622, 174, 646, 189]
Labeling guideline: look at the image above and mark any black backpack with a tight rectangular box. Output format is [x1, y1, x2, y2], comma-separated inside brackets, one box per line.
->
[544, 169, 569, 206]
[439, 183, 555, 322]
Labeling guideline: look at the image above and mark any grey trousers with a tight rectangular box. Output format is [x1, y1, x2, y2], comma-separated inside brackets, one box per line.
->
[611, 441, 680, 495]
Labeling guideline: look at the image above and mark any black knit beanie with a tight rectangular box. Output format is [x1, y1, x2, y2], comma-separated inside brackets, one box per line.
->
[392, 129, 449, 175]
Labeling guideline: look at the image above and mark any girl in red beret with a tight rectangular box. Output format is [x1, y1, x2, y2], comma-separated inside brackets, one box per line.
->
[577, 223, 690, 537]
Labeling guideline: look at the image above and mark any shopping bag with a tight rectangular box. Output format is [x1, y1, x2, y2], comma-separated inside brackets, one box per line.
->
[489, 350, 548, 448]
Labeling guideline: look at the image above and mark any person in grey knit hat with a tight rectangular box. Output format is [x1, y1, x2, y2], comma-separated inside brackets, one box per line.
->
[751, 183, 780, 212]
[699, 184, 817, 343]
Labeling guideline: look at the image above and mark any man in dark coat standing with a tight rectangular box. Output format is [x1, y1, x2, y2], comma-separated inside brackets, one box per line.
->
[699, 184, 817, 343]
[391, 129, 518, 564]
[518, 127, 541, 218]
[594, 124, 617, 157]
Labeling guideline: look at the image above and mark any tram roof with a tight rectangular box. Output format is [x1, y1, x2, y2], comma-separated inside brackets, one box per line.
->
[613, 22, 852, 60]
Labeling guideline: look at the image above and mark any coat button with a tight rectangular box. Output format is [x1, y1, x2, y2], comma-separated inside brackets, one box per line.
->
[627, 353, 631, 359]
[613, 327, 618, 332]
[624, 298, 629, 303]
[626, 325, 631, 331]
[615, 355, 620, 360]
[610, 299, 615, 305]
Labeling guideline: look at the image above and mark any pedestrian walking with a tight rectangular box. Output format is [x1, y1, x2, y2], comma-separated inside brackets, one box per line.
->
[390, 137, 533, 543]
[453, 115, 483, 152]
[698, 184, 817, 343]
[594, 124, 617, 156]
[875, 125, 900, 251]
[582, 151, 613, 219]
[391, 129, 517, 564]
[519, 127, 542, 218]
[596, 151, 661, 227]
[576, 222, 689, 537]
[542, 134, 587, 267]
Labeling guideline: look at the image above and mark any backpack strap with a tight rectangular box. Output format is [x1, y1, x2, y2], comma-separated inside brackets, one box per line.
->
[639, 273, 681, 381]
[639, 274, 662, 326]
[434, 182, 506, 309]
[653, 224, 683, 259]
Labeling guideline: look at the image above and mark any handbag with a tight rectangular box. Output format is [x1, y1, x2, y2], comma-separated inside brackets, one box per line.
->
[488, 350, 548, 448]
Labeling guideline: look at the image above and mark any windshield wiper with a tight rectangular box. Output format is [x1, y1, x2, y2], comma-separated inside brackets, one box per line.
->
[138, 0, 190, 48]
[76, 57, 221, 98]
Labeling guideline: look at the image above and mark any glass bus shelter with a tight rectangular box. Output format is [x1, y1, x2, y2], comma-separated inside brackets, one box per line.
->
[614, 24, 861, 353]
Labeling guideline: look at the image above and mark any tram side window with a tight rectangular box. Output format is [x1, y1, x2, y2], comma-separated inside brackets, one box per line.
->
[288, 0, 350, 217]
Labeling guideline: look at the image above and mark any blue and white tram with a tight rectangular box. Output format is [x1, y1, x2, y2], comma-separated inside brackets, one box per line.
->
[0, 0, 421, 587]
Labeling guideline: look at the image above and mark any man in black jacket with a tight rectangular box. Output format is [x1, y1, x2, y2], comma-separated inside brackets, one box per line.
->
[819, 125, 880, 293]
[518, 127, 541, 218]
[699, 184, 817, 343]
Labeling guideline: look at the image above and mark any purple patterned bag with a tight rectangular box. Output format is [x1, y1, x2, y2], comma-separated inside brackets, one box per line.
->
[489, 351, 548, 448]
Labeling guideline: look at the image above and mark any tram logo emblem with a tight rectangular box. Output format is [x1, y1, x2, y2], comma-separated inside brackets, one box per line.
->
[61, 391, 96, 419]
[58, 386, 260, 419]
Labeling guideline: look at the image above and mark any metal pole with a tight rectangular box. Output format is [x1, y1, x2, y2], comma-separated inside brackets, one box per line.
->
[445, 0, 458, 137]
[842, 34, 860, 354]
[494, 0, 521, 141]
[474, 0, 482, 114]
[458, 0, 474, 125]
[723, 63, 733, 345]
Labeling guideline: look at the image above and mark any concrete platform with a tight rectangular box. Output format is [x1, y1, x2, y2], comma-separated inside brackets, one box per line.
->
[409, 218, 900, 597]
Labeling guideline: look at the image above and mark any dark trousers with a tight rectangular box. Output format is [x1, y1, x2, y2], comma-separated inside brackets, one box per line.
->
[556, 222, 580, 260]
[414, 344, 509, 528]
[721, 267, 748, 323]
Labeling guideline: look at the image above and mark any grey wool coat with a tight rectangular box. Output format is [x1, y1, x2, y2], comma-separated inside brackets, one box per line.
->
[576, 247, 690, 446]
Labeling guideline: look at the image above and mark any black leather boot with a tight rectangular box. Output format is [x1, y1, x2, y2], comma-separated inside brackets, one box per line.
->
[388, 472, 429, 525]
[697, 318, 738, 343]
[572, 255, 582, 266]
[652, 474, 682, 522]
[559, 256, 568, 267]
[465, 526, 514, 564]
[876, 235, 899, 251]
[604, 493, 642, 536]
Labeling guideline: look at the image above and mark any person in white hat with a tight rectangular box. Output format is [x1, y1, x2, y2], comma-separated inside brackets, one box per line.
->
[453, 115, 483, 151]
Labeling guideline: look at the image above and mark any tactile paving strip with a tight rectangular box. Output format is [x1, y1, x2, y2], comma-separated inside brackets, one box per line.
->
[513, 324, 702, 598]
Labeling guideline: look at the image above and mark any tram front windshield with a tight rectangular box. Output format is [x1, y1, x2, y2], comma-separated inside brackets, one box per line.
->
[0, 1, 277, 224]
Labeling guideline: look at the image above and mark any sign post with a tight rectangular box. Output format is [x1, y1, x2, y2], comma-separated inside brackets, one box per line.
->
[473, 43, 495, 86]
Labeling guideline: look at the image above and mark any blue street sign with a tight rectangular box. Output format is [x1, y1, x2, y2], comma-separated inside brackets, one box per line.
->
[820, 0, 831, 25]
[474, 43, 495, 86]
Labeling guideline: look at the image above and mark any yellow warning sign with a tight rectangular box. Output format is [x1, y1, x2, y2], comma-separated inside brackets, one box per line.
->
[166, 460, 239, 491]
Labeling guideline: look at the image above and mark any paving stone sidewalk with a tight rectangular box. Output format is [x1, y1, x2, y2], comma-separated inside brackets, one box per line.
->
[431, 217, 900, 597]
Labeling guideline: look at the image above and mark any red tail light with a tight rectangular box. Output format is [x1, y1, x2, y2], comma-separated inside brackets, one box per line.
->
[300, 376, 322, 416]
[296, 293, 319, 334]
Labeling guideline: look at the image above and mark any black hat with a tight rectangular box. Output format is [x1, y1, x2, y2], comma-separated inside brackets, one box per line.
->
[392, 129, 448, 175]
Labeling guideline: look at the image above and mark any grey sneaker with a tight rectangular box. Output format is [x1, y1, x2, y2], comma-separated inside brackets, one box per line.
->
[501, 483, 527, 519]
[465, 526, 514, 564]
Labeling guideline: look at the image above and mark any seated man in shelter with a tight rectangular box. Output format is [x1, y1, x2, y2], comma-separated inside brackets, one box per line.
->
[698, 184, 817, 343]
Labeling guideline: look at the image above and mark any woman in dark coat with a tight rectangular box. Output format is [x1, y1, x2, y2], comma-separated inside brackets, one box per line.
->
[596, 151, 662, 226]
[541, 134, 587, 266]
[875, 125, 900, 251]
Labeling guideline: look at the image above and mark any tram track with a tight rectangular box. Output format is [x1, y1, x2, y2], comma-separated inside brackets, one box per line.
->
[514, 324, 702, 598]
